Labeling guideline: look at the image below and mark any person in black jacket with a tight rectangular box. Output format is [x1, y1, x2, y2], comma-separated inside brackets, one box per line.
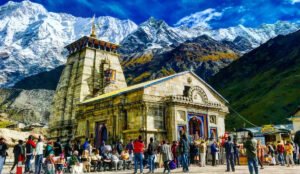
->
[233, 139, 240, 165]
[180, 134, 189, 172]
[74, 140, 82, 156]
[53, 138, 63, 156]
[64, 139, 73, 158]
[147, 137, 156, 173]
[10, 140, 24, 173]
[225, 136, 235, 172]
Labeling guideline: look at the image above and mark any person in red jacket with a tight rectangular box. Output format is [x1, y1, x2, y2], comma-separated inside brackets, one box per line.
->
[133, 135, 145, 174]
[277, 141, 285, 166]
[171, 141, 178, 167]
[25, 135, 36, 173]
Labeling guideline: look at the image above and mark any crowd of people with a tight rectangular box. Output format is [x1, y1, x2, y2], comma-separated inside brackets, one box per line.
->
[0, 132, 299, 174]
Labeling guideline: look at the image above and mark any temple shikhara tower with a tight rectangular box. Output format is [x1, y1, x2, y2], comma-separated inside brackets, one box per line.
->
[49, 20, 127, 139]
[49, 20, 229, 145]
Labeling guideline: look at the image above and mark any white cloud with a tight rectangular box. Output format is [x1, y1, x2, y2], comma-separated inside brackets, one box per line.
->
[175, 8, 222, 29]
[291, 0, 300, 4]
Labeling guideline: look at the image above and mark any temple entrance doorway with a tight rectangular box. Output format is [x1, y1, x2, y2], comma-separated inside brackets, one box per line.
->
[188, 113, 208, 140]
[209, 127, 218, 140]
[94, 122, 108, 148]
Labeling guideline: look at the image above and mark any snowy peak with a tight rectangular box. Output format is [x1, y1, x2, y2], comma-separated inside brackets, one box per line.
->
[210, 21, 300, 48]
[0, 1, 137, 87]
[120, 17, 185, 58]
[0, 0, 47, 18]
[174, 9, 300, 49]
[141, 17, 169, 28]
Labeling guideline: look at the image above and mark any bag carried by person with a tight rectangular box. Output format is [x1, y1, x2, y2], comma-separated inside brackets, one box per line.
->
[271, 156, 276, 165]
[169, 160, 177, 170]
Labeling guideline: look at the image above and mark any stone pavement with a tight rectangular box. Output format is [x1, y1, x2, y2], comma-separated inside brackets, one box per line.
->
[3, 164, 300, 174]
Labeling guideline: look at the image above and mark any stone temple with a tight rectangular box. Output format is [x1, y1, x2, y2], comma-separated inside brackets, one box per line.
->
[49, 23, 229, 145]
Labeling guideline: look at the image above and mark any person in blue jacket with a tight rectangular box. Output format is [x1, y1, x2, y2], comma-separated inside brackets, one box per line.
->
[224, 136, 235, 172]
[211, 141, 218, 166]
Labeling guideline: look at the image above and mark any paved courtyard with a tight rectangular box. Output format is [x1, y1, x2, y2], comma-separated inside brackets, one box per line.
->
[3, 164, 300, 174]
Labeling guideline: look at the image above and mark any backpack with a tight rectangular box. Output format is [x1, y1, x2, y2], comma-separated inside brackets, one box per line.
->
[26, 143, 33, 154]
[147, 143, 154, 155]
[13, 144, 22, 157]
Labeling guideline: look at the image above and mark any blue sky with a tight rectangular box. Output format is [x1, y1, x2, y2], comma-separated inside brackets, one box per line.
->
[1, 0, 300, 28]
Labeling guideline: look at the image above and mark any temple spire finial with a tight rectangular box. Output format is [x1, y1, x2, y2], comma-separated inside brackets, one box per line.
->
[90, 14, 97, 38]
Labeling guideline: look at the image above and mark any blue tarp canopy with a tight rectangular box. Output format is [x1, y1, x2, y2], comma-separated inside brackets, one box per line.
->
[235, 124, 292, 136]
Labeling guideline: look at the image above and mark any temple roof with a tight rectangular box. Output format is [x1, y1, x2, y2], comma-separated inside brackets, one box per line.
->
[64, 36, 119, 54]
[81, 71, 228, 104]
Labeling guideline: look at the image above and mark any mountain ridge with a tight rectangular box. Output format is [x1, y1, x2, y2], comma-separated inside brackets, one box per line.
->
[209, 29, 300, 129]
[123, 34, 240, 84]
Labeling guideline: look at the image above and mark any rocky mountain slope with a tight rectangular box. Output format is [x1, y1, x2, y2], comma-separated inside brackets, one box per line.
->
[13, 65, 64, 90]
[0, 0, 137, 87]
[209, 30, 300, 130]
[123, 35, 240, 84]
[0, 88, 54, 124]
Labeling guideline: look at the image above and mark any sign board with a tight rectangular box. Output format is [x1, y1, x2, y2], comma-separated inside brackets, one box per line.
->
[261, 124, 276, 133]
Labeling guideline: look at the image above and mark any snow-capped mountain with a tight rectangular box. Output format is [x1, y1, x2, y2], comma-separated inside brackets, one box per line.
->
[119, 17, 186, 60]
[121, 12, 299, 63]
[176, 11, 300, 49]
[0, 0, 137, 87]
